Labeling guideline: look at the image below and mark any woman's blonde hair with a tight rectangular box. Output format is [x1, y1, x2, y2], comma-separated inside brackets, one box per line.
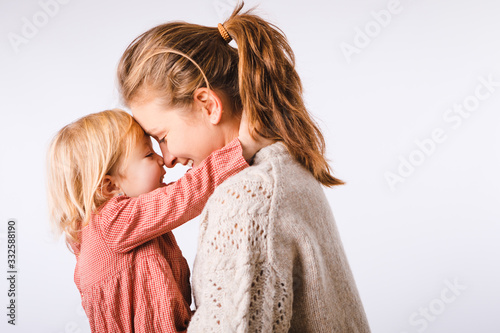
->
[46, 109, 145, 251]
[117, 1, 344, 187]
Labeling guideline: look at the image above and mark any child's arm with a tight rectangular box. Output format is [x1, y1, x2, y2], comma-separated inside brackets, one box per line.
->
[96, 137, 248, 253]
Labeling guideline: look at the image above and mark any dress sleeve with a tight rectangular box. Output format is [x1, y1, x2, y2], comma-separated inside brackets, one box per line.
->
[96, 138, 248, 253]
[187, 182, 293, 333]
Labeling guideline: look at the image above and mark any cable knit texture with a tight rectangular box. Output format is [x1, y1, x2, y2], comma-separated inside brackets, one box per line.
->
[187, 142, 371, 332]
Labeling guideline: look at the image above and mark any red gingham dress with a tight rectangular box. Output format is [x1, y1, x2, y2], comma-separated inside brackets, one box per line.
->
[70, 139, 248, 333]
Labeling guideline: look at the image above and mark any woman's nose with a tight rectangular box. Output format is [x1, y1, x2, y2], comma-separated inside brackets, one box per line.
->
[159, 142, 178, 168]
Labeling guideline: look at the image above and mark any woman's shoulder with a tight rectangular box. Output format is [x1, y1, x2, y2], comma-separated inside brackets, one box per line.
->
[206, 141, 324, 215]
[198, 142, 335, 264]
[211, 142, 286, 193]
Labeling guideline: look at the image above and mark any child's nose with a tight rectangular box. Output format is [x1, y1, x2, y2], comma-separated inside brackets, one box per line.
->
[155, 153, 164, 166]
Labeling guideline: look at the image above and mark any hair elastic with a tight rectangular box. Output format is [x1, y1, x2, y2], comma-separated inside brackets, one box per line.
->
[218, 23, 232, 43]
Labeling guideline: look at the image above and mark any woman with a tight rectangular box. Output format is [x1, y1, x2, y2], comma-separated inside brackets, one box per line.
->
[117, 2, 370, 332]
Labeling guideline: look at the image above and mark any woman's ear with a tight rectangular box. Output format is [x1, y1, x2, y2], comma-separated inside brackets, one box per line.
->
[193, 88, 223, 125]
[101, 175, 124, 197]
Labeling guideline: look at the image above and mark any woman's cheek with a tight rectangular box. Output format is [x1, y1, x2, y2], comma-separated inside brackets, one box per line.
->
[167, 137, 191, 159]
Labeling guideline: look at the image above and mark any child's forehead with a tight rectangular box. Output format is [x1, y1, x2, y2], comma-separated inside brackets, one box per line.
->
[139, 134, 152, 146]
[131, 133, 151, 151]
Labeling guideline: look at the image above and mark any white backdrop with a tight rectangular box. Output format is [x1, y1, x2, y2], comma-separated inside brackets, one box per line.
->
[1, 0, 499, 332]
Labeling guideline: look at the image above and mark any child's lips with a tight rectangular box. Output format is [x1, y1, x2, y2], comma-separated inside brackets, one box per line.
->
[159, 175, 167, 187]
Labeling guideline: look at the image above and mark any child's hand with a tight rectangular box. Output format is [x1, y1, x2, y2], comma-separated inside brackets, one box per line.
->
[238, 110, 274, 163]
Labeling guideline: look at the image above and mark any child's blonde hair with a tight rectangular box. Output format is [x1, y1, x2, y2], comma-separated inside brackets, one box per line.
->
[46, 109, 145, 250]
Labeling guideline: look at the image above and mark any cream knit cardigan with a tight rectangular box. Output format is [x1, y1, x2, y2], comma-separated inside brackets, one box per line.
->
[187, 142, 371, 332]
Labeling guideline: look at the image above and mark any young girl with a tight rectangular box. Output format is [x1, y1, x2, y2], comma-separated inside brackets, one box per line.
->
[46, 109, 264, 333]
[117, 2, 371, 332]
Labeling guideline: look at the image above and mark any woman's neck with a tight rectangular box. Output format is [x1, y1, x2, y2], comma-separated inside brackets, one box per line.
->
[220, 115, 241, 146]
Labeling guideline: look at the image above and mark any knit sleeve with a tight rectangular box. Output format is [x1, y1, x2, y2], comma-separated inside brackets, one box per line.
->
[96, 138, 248, 253]
[188, 179, 293, 333]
